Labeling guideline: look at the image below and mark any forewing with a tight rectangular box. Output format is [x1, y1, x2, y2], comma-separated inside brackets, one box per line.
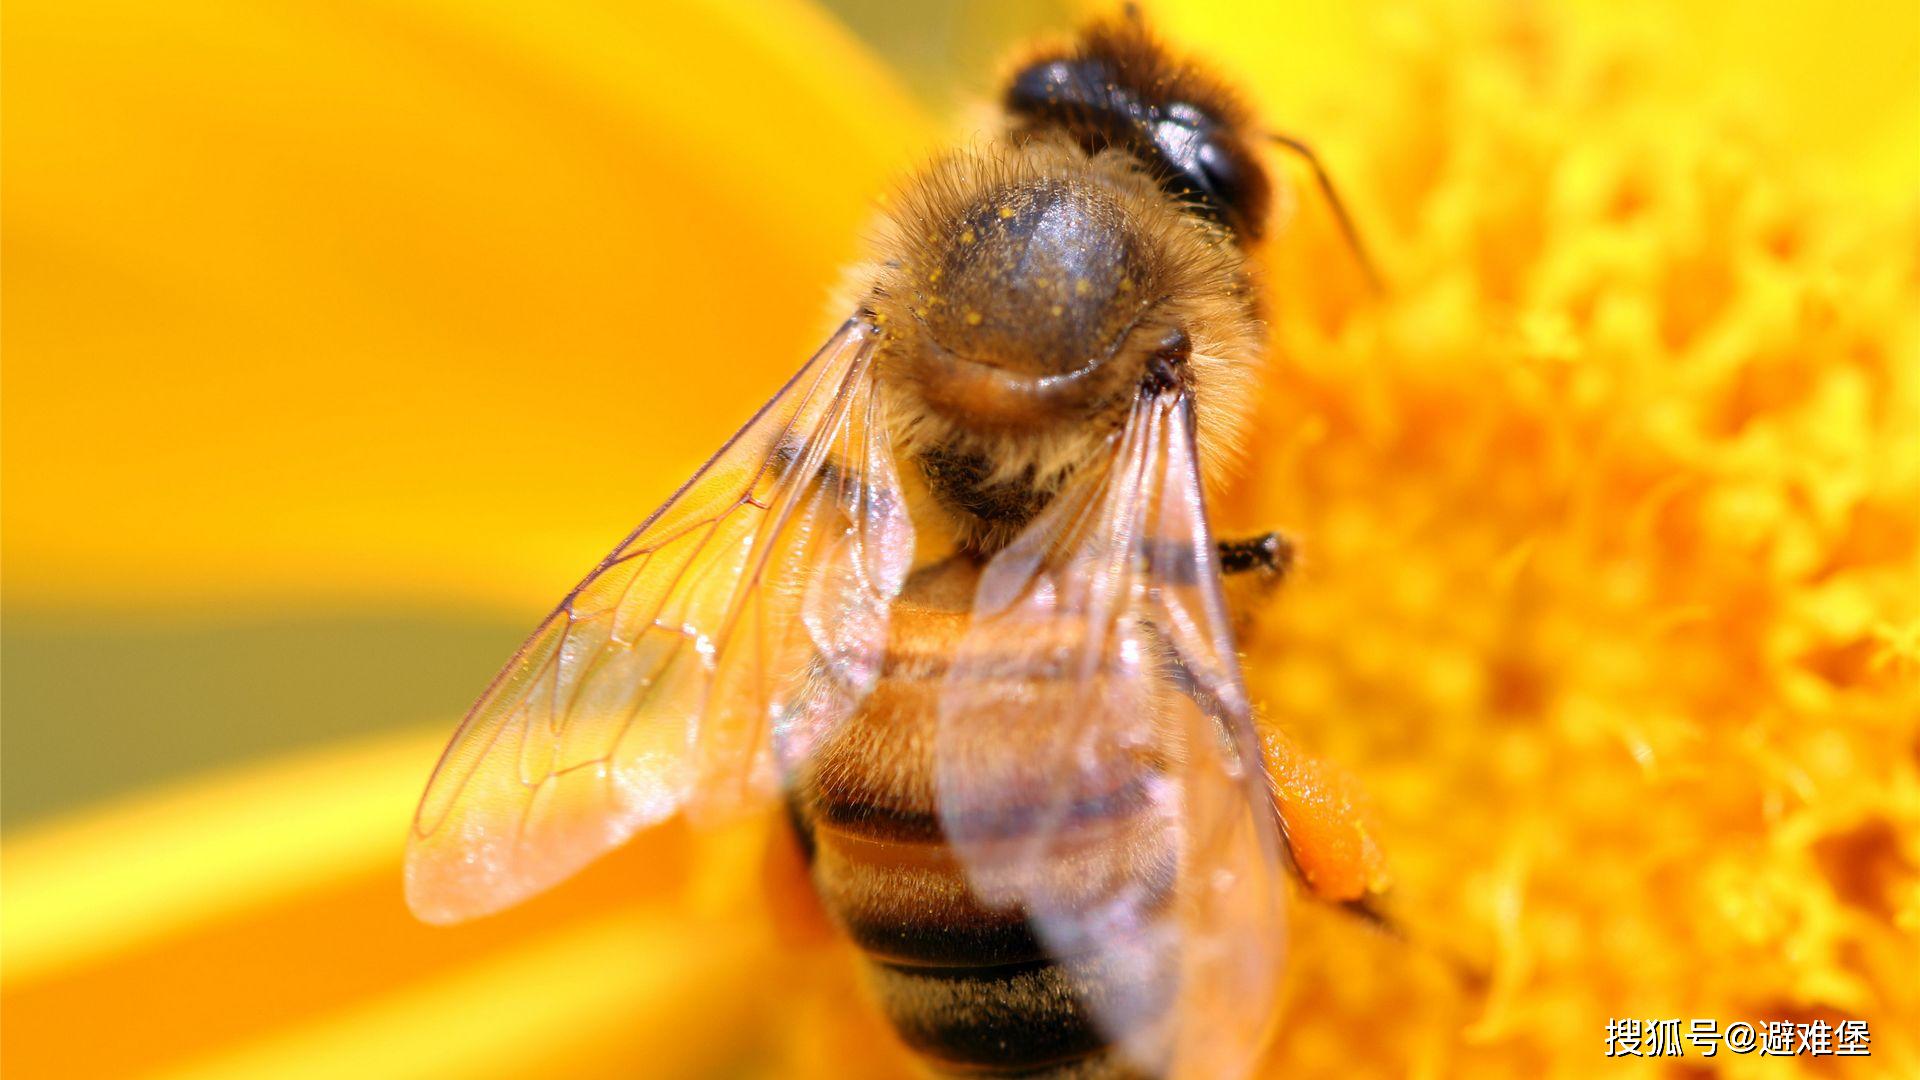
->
[408, 318, 913, 924]
[935, 388, 1286, 1079]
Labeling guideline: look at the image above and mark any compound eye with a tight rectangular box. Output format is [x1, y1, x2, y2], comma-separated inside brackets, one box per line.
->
[1194, 136, 1267, 238]
[1007, 60, 1085, 115]
[1156, 104, 1269, 239]
[1005, 63, 1271, 239]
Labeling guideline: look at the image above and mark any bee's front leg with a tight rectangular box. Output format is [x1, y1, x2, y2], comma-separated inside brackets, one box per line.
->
[1216, 530, 1294, 635]
[1216, 530, 1295, 581]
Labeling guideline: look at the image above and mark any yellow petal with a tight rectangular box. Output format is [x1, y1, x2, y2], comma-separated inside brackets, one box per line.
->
[3, 0, 931, 614]
[3, 728, 444, 985]
[0, 728, 833, 1077]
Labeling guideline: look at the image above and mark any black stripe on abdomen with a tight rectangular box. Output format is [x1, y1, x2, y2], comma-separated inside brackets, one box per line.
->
[868, 951, 1170, 1078]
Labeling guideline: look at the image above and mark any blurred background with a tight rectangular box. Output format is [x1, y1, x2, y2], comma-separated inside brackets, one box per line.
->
[4, 0, 1077, 829]
[5, 0, 1916, 1077]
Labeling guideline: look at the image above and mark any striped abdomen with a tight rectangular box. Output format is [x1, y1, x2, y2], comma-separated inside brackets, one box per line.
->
[788, 558, 1178, 1078]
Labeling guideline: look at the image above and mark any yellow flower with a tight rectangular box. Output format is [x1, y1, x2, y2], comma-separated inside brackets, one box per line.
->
[5, 0, 1916, 1077]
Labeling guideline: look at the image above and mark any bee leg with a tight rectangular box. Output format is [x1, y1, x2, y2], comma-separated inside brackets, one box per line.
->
[1259, 723, 1392, 909]
[1261, 725, 1491, 989]
[1216, 531, 1294, 635]
[1220, 536, 1397, 913]
[1216, 530, 1294, 580]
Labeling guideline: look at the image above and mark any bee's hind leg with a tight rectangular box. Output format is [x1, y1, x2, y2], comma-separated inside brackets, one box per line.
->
[1227, 530, 1490, 988]
[1215, 533, 1397, 917]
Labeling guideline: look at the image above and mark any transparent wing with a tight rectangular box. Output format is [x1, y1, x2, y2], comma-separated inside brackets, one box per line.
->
[408, 318, 913, 924]
[934, 386, 1286, 1079]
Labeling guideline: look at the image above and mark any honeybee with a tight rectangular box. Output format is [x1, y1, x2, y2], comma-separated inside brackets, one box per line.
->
[408, 12, 1389, 1079]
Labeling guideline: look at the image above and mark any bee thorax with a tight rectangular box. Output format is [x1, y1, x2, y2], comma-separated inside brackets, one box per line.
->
[918, 177, 1147, 378]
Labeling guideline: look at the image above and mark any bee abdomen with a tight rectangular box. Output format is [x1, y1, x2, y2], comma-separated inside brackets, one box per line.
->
[799, 620, 1159, 847]
[795, 805, 1173, 1073]
[799, 822, 1172, 1077]
[808, 827, 1043, 966]
[788, 566, 1180, 1076]
[869, 953, 1168, 1078]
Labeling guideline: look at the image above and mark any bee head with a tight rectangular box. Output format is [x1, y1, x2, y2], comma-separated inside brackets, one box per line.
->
[1004, 16, 1271, 241]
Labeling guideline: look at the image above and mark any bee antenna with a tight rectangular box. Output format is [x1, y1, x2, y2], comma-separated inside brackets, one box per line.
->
[1263, 131, 1385, 296]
